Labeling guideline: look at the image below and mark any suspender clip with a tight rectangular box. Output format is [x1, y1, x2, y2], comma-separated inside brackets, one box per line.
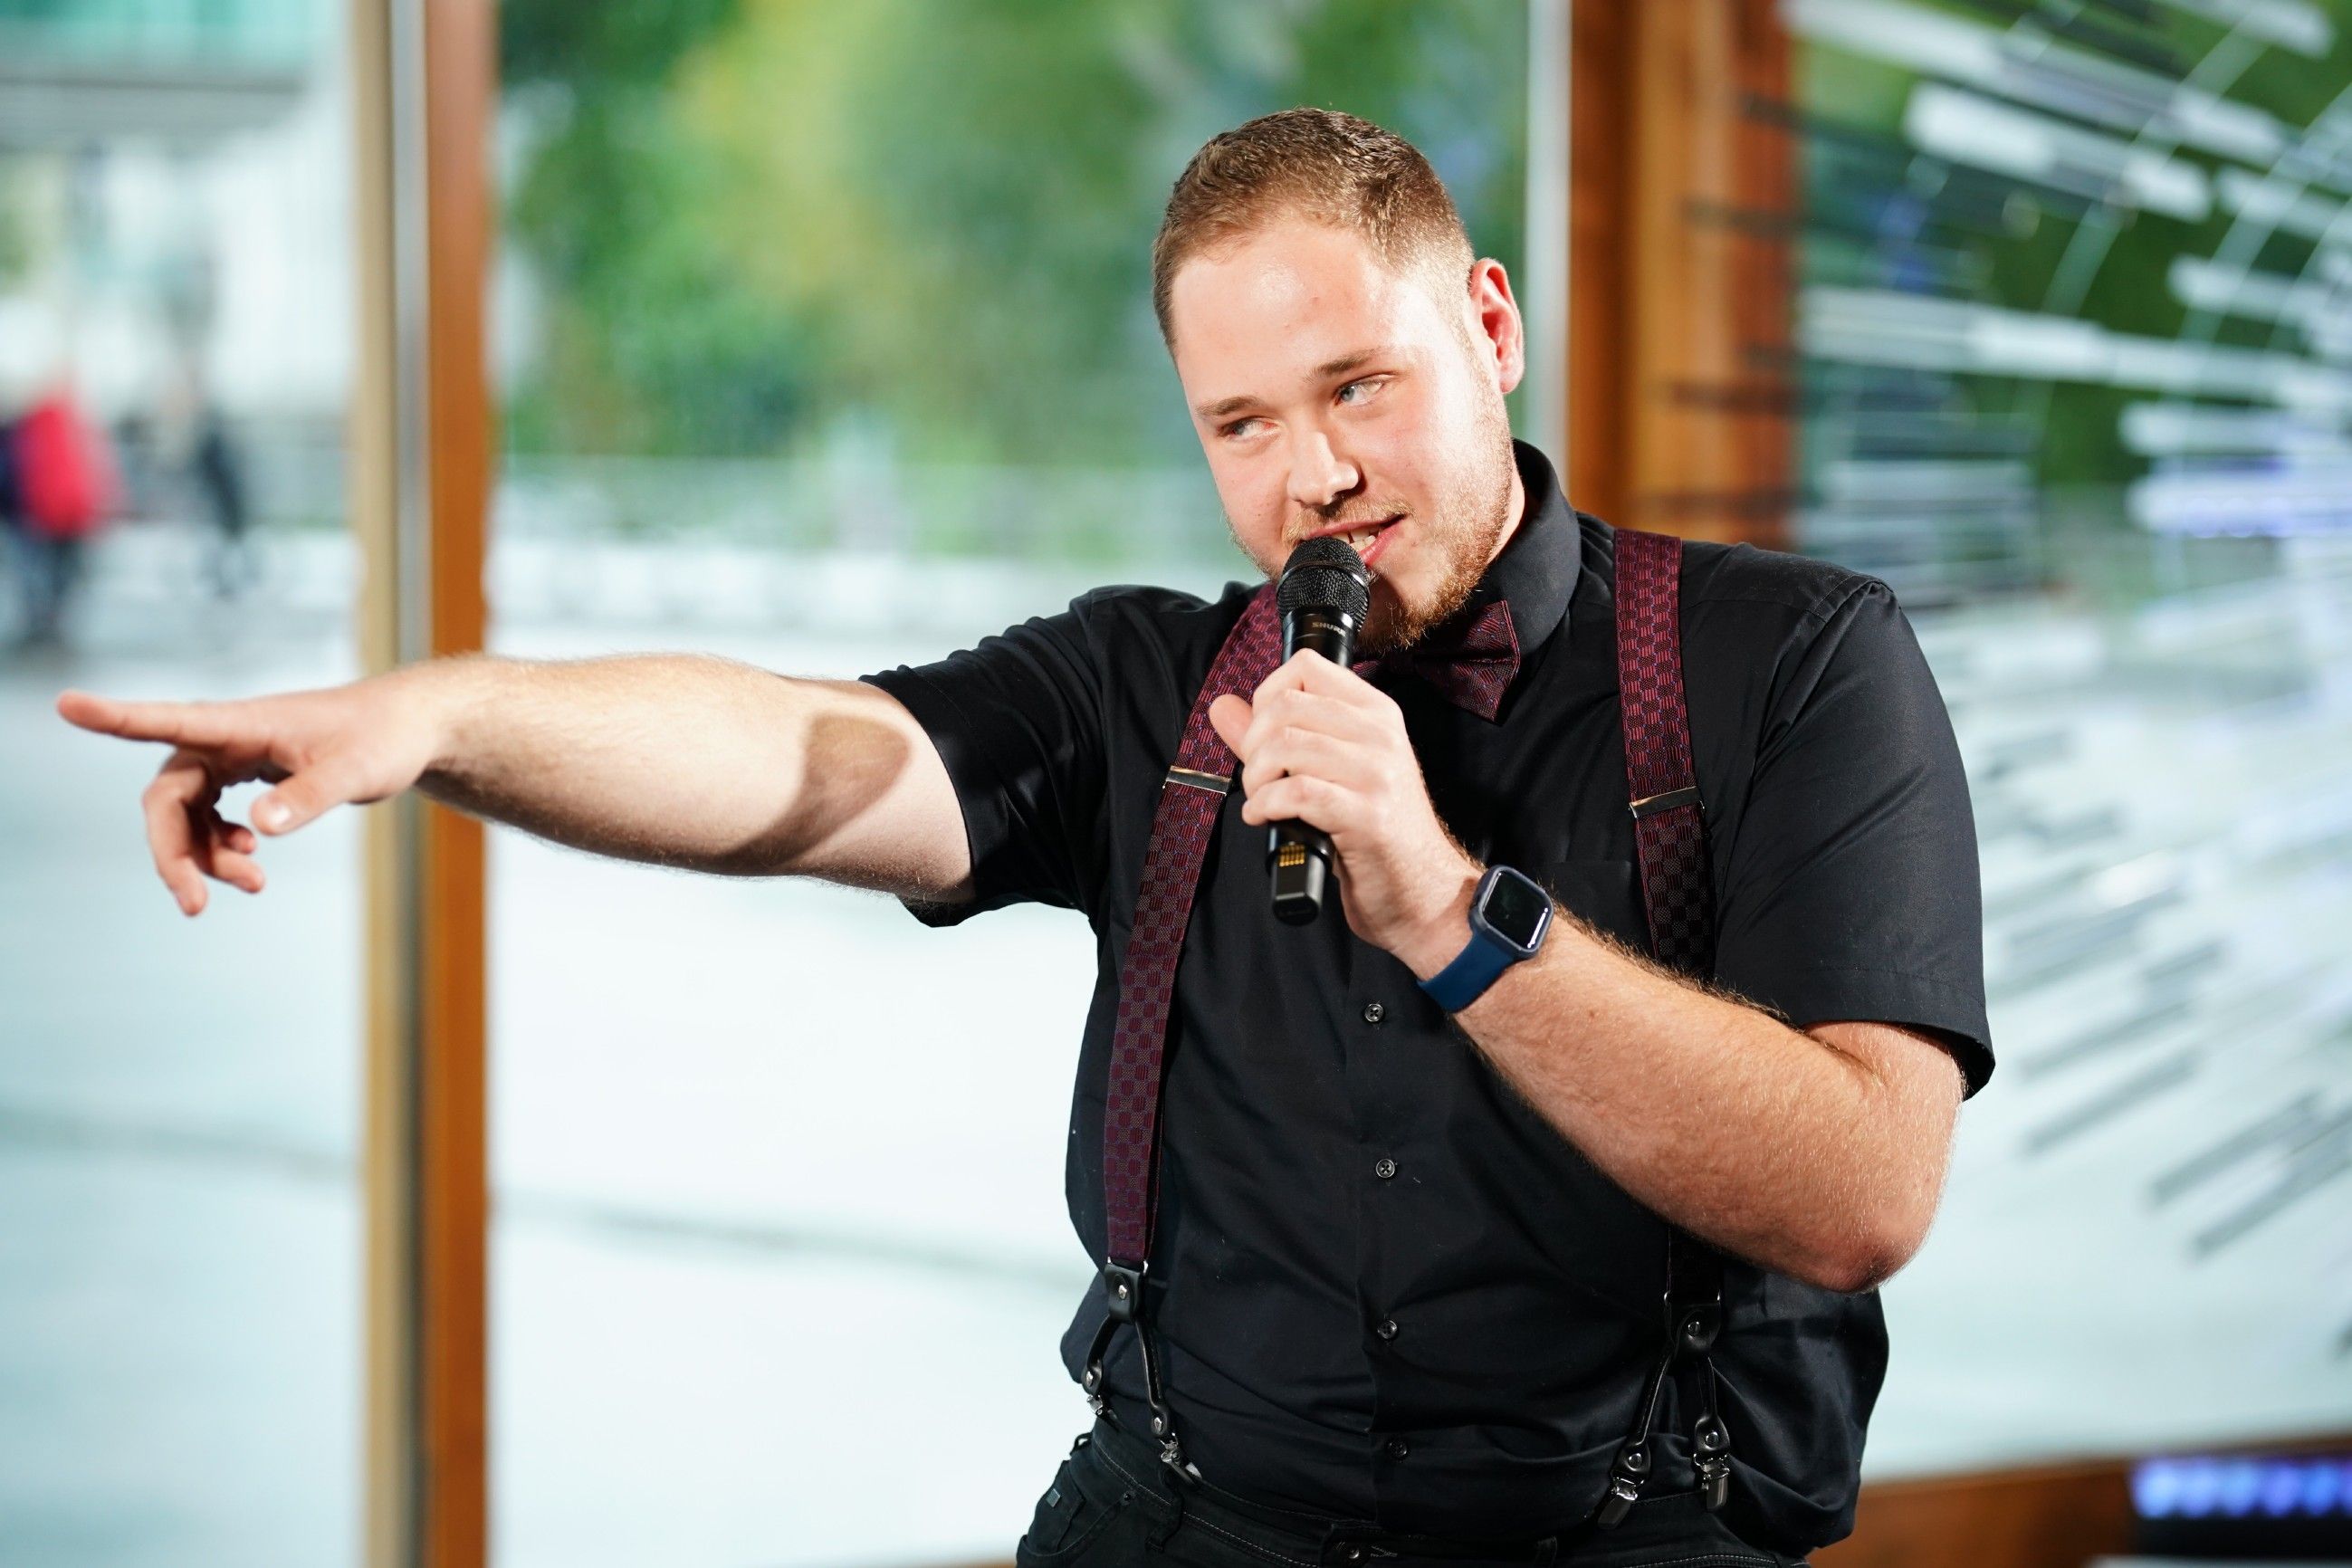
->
[1695, 1413, 1733, 1512]
[1598, 1275, 1734, 1529]
[1594, 1440, 1651, 1526]
[1082, 1256, 1203, 1488]
[1159, 1433, 1204, 1488]
[1691, 1348, 1734, 1514]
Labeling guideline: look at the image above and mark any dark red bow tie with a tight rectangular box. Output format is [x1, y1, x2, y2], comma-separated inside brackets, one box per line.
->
[1351, 598, 1521, 721]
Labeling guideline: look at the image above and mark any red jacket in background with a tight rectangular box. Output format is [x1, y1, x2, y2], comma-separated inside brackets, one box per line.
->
[14, 394, 119, 540]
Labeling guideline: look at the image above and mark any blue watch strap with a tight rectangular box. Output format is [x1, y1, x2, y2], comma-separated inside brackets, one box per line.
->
[1419, 930, 1515, 1012]
[1417, 865, 1551, 1013]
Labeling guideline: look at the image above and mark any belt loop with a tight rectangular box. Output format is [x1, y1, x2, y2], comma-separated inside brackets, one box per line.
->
[1143, 1478, 1187, 1552]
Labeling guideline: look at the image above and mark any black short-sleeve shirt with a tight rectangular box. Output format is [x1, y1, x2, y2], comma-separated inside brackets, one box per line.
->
[858, 439, 1993, 1556]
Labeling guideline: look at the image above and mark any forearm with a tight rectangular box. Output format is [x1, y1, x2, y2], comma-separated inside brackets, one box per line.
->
[408, 651, 910, 880]
[1394, 883, 1900, 1292]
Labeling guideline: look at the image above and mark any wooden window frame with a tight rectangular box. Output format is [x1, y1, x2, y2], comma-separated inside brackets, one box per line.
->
[350, 1, 493, 1563]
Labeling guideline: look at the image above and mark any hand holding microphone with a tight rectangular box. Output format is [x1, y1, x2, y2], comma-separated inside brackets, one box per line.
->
[1265, 537, 1373, 923]
[1194, 544, 1496, 959]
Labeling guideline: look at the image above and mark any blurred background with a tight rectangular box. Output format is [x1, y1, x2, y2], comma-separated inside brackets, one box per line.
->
[1, 1, 2347, 1566]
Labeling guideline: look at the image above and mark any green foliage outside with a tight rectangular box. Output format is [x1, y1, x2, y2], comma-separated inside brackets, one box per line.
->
[499, 0, 1530, 478]
[1797, 0, 2352, 496]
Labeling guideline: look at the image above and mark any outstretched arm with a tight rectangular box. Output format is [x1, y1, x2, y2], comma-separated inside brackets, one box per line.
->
[57, 652, 974, 915]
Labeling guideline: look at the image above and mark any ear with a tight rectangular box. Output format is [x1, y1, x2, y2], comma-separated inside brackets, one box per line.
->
[1466, 257, 1525, 397]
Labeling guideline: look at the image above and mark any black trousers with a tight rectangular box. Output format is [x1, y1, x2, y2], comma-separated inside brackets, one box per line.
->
[1014, 1408, 1811, 1568]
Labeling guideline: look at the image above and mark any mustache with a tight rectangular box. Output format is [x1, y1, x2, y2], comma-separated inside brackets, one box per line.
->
[1290, 503, 1410, 545]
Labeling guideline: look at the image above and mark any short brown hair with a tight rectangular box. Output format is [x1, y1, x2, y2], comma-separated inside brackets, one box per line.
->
[1151, 107, 1477, 349]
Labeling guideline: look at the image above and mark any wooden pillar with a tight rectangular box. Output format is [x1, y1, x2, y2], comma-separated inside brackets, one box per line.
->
[351, 0, 495, 1563]
[1567, 0, 1793, 546]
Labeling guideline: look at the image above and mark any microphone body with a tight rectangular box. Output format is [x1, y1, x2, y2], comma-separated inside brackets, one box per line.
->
[1269, 540, 1373, 924]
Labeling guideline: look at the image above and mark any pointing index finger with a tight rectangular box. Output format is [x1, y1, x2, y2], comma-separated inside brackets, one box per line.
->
[58, 691, 248, 749]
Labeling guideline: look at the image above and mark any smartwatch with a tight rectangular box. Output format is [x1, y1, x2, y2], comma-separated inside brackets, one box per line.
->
[1417, 865, 1553, 1013]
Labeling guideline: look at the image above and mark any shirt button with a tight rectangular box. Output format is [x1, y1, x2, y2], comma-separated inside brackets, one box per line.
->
[1376, 1317, 1400, 1341]
[1384, 1437, 1410, 1460]
[1373, 1157, 1397, 1180]
[1362, 1000, 1385, 1025]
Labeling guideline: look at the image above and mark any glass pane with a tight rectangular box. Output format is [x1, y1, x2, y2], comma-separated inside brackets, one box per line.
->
[0, 4, 360, 1563]
[487, 4, 1531, 1562]
[1784, 0, 2352, 1471]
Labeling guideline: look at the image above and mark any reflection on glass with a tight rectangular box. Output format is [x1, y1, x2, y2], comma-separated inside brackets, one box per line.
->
[0, 4, 359, 1564]
[1780, 0, 2352, 1472]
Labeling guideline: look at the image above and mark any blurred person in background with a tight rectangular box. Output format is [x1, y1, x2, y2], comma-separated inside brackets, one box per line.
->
[158, 368, 259, 602]
[53, 109, 1991, 1564]
[0, 402, 20, 619]
[9, 375, 119, 653]
[191, 401, 254, 602]
[110, 408, 159, 522]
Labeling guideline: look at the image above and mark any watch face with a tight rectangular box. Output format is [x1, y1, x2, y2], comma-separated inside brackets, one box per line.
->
[1478, 867, 1551, 953]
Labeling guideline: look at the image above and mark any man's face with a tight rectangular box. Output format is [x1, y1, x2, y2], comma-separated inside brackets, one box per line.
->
[1167, 214, 1526, 656]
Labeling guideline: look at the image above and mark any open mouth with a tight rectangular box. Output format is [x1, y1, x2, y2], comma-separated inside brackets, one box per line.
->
[1334, 516, 1401, 569]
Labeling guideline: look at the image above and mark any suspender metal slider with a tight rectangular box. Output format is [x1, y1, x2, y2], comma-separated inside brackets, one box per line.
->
[1628, 784, 1702, 820]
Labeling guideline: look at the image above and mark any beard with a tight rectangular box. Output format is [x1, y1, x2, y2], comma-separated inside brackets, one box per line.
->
[1354, 391, 1516, 658]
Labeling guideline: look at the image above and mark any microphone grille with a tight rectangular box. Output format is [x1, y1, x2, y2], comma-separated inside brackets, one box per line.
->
[1277, 537, 1372, 622]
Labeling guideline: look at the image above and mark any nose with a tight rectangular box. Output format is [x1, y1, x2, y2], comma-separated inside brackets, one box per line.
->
[1285, 426, 1361, 515]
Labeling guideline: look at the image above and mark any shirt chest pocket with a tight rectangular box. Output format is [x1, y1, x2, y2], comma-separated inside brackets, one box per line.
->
[1536, 857, 1649, 952]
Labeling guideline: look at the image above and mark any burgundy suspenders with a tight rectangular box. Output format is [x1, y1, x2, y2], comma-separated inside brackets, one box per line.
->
[1083, 529, 1732, 1523]
[1081, 581, 1284, 1486]
[1596, 527, 1733, 1525]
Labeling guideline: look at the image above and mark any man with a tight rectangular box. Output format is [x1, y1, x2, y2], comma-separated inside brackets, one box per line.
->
[59, 109, 1990, 1565]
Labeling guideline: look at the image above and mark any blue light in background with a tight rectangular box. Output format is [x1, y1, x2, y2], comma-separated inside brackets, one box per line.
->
[2132, 1456, 2352, 1519]
[2136, 1460, 2181, 1518]
[2220, 1458, 2261, 1517]
[2183, 1460, 2225, 1518]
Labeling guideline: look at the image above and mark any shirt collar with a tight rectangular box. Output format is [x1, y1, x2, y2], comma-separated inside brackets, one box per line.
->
[1457, 437, 1576, 664]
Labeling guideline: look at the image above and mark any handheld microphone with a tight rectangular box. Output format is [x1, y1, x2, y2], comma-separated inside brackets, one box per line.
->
[1268, 537, 1373, 925]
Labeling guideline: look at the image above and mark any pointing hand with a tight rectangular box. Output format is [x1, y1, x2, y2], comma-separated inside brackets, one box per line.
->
[55, 672, 447, 917]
